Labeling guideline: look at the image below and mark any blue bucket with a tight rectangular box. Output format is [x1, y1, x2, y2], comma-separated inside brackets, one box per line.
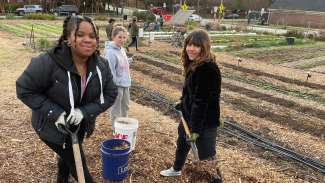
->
[101, 139, 131, 181]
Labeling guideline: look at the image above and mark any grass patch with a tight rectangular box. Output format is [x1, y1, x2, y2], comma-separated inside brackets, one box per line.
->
[31, 23, 62, 34]
[24, 13, 56, 20]
[23, 23, 59, 37]
[5, 13, 18, 19]
[224, 73, 325, 104]
[0, 22, 61, 38]
[142, 50, 179, 64]
[296, 60, 325, 70]
[14, 23, 56, 37]
[214, 37, 314, 52]
[229, 41, 323, 64]
[0, 24, 26, 36]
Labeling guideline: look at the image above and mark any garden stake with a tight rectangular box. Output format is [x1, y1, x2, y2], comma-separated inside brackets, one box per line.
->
[237, 57, 242, 66]
[306, 72, 311, 81]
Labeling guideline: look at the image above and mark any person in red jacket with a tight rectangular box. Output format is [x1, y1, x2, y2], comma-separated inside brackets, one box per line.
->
[160, 29, 222, 183]
[16, 15, 117, 183]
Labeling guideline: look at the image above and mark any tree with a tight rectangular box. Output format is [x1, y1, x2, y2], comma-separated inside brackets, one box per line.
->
[0, 0, 5, 13]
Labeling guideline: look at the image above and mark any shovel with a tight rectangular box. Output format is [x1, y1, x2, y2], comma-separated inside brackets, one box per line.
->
[58, 123, 86, 183]
[176, 110, 200, 161]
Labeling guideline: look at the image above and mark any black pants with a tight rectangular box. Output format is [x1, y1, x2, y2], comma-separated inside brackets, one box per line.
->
[173, 127, 217, 171]
[43, 133, 94, 183]
[127, 36, 138, 50]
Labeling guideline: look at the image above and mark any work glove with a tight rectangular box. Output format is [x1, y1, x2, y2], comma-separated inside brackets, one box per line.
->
[55, 112, 67, 131]
[66, 108, 84, 125]
[128, 56, 133, 64]
[187, 132, 199, 143]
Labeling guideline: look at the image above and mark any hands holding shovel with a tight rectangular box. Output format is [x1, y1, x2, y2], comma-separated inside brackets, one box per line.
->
[187, 133, 199, 143]
[54, 110, 86, 183]
[174, 103, 200, 162]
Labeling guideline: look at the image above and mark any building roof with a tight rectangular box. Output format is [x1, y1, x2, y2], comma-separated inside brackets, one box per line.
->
[270, 0, 325, 12]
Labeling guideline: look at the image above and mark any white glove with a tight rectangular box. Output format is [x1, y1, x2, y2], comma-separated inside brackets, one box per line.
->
[55, 112, 67, 129]
[128, 57, 133, 63]
[67, 108, 84, 125]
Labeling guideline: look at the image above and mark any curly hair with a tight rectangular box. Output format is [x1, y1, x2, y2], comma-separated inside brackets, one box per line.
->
[58, 15, 100, 54]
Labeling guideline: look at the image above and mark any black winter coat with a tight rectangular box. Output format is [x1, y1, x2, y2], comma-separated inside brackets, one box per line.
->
[16, 44, 117, 145]
[180, 61, 221, 135]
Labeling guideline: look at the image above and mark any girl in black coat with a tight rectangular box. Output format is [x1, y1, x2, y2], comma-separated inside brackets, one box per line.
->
[16, 16, 117, 183]
[160, 29, 222, 181]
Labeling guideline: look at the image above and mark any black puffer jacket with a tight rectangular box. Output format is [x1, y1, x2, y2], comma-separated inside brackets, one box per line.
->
[180, 60, 221, 136]
[16, 44, 117, 145]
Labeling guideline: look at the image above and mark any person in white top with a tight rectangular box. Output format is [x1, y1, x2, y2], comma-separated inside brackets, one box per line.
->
[104, 26, 133, 128]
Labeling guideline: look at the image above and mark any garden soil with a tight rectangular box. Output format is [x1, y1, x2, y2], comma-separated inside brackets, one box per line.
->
[0, 30, 324, 183]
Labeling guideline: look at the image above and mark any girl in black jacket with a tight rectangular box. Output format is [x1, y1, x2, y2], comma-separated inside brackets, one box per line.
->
[160, 29, 222, 181]
[16, 16, 117, 183]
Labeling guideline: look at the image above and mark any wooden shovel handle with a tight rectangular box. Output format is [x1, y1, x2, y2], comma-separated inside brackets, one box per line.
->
[72, 135, 85, 183]
[177, 111, 191, 136]
[180, 115, 191, 136]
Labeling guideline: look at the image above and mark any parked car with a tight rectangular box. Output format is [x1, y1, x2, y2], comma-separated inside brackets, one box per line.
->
[150, 6, 168, 15]
[150, 7, 163, 14]
[51, 5, 79, 16]
[224, 13, 240, 19]
[188, 14, 202, 22]
[16, 5, 43, 16]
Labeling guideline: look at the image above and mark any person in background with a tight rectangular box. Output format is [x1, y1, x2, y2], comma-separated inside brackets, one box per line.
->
[159, 14, 164, 27]
[160, 29, 222, 183]
[154, 21, 161, 31]
[104, 26, 133, 129]
[16, 15, 117, 183]
[126, 17, 139, 52]
[106, 18, 115, 41]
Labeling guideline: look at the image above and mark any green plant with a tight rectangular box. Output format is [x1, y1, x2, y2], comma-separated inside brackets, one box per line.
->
[285, 30, 304, 39]
[5, 13, 17, 19]
[37, 38, 52, 50]
[132, 10, 155, 23]
[4, 3, 20, 13]
[186, 20, 199, 30]
[24, 13, 56, 20]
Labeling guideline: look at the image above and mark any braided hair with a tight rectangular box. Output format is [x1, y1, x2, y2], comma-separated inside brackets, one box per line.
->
[58, 15, 100, 54]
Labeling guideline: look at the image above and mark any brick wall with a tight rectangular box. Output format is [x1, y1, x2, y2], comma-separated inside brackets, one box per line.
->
[269, 9, 325, 28]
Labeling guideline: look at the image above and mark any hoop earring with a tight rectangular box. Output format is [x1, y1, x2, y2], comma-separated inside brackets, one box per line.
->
[67, 41, 72, 47]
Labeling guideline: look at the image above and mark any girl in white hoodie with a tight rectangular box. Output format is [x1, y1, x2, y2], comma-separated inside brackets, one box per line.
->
[104, 26, 133, 127]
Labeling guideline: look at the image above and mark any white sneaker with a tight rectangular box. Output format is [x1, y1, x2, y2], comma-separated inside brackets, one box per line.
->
[160, 167, 181, 177]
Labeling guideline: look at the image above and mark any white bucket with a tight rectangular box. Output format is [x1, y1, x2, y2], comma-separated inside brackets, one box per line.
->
[113, 117, 139, 151]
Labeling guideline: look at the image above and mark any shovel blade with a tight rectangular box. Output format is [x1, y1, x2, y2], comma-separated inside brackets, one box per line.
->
[190, 142, 200, 161]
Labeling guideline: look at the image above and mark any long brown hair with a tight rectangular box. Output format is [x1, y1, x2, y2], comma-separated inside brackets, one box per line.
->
[181, 29, 216, 75]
